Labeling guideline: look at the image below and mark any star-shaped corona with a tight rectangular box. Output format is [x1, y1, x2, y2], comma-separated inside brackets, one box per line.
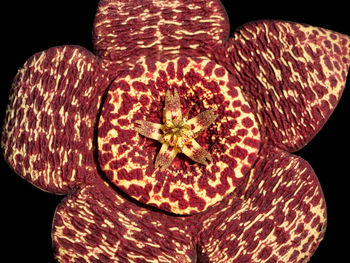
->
[135, 89, 218, 171]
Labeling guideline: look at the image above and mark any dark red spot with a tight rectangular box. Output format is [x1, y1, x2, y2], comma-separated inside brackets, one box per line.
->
[329, 76, 338, 88]
[221, 155, 237, 168]
[129, 63, 145, 79]
[127, 184, 150, 202]
[243, 137, 260, 149]
[118, 144, 130, 154]
[323, 40, 332, 49]
[236, 128, 248, 136]
[214, 67, 225, 77]
[235, 253, 252, 263]
[291, 46, 303, 57]
[342, 57, 348, 64]
[241, 104, 252, 113]
[333, 60, 340, 71]
[274, 227, 291, 245]
[176, 57, 189, 80]
[258, 246, 272, 260]
[289, 250, 300, 261]
[109, 158, 128, 170]
[166, 62, 175, 79]
[226, 135, 241, 144]
[333, 43, 341, 54]
[118, 93, 138, 115]
[320, 100, 330, 115]
[202, 79, 220, 93]
[203, 61, 216, 76]
[145, 57, 157, 73]
[139, 94, 150, 106]
[230, 146, 248, 159]
[242, 117, 254, 128]
[169, 188, 188, 209]
[213, 94, 225, 104]
[228, 86, 238, 98]
[323, 57, 333, 71]
[313, 84, 328, 99]
[232, 100, 241, 107]
[132, 81, 148, 92]
[240, 165, 250, 175]
[99, 152, 113, 167]
[187, 188, 206, 210]
[185, 69, 202, 86]
[329, 94, 337, 107]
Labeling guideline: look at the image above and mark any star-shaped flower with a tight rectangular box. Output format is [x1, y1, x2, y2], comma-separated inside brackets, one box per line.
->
[135, 88, 218, 170]
[1, 0, 350, 262]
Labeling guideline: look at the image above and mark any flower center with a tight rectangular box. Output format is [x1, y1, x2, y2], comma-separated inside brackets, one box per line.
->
[161, 117, 194, 150]
[135, 89, 218, 171]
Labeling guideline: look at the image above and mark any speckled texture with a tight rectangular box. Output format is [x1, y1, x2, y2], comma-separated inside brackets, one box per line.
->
[1, 46, 111, 194]
[197, 145, 326, 262]
[212, 20, 350, 152]
[98, 57, 260, 214]
[1, 0, 350, 262]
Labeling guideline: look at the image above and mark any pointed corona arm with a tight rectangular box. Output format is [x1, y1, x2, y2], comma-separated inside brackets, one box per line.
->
[164, 89, 182, 124]
[186, 108, 218, 134]
[135, 120, 164, 141]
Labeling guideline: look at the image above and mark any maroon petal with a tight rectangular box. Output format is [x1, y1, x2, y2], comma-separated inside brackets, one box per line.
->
[93, 0, 229, 66]
[197, 145, 326, 262]
[1, 46, 111, 194]
[214, 20, 350, 151]
[52, 178, 196, 262]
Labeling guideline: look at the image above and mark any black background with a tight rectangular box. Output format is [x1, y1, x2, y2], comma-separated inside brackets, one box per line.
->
[1, 1, 349, 262]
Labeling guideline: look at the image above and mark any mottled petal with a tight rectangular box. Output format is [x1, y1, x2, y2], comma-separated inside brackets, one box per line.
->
[197, 145, 326, 262]
[93, 0, 229, 66]
[135, 120, 163, 141]
[155, 143, 178, 171]
[164, 89, 182, 123]
[52, 179, 196, 262]
[1, 46, 110, 194]
[186, 108, 218, 134]
[182, 140, 212, 166]
[214, 20, 350, 151]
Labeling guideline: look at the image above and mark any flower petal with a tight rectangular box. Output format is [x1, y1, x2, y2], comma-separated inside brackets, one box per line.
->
[52, 179, 196, 262]
[155, 143, 178, 171]
[164, 89, 182, 123]
[182, 140, 212, 166]
[214, 20, 350, 151]
[186, 108, 218, 134]
[1, 46, 111, 194]
[93, 0, 229, 65]
[134, 120, 163, 141]
[197, 145, 326, 262]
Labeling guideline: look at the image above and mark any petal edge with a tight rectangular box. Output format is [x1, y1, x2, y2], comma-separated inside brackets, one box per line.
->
[1, 46, 110, 194]
[214, 20, 350, 151]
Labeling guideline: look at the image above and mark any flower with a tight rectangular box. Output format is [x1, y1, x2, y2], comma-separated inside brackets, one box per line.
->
[2, 0, 349, 262]
[134, 88, 218, 170]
